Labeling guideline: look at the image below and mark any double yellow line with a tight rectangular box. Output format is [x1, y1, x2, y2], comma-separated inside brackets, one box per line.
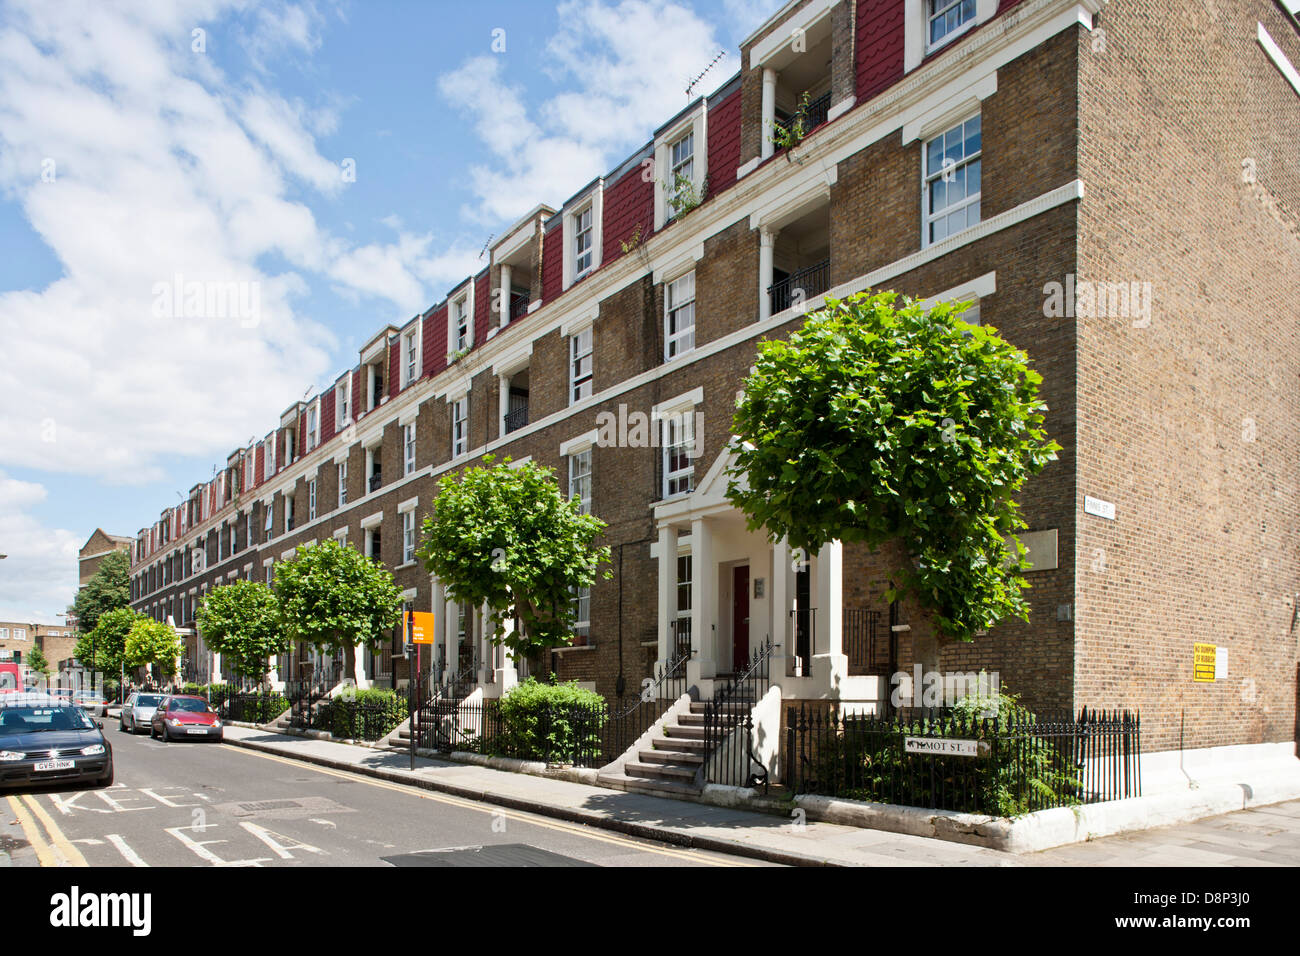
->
[6, 794, 88, 867]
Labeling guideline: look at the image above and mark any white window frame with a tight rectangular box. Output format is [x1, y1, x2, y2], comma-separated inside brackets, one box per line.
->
[570, 327, 593, 404]
[569, 447, 592, 516]
[336, 378, 351, 429]
[904, 0, 997, 72]
[402, 327, 421, 388]
[451, 395, 469, 458]
[655, 388, 703, 501]
[245, 447, 256, 489]
[404, 423, 417, 476]
[926, 0, 978, 52]
[308, 479, 317, 521]
[571, 585, 591, 644]
[654, 108, 708, 230]
[338, 460, 348, 507]
[285, 495, 295, 534]
[922, 114, 981, 248]
[449, 290, 473, 355]
[263, 433, 276, 480]
[664, 270, 696, 361]
[401, 509, 416, 565]
[573, 205, 594, 279]
[306, 402, 319, 451]
[562, 184, 603, 289]
[365, 526, 381, 562]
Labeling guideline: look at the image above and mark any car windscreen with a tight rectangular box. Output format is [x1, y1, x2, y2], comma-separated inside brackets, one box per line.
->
[169, 698, 212, 713]
[136, 695, 164, 707]
[0, 706, 96, 734]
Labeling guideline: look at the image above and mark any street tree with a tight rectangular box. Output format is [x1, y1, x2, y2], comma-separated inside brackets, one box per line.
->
[727, 290, 1060, 641]
[195, 580, 287, 685]
[124, 618, 183, 681]
[26, 646, 51, 679]
[73, 606, 138, 679]
[417, 455, 611, 656]
[71, 550, 131, 634]
[272, 539, 404, 684]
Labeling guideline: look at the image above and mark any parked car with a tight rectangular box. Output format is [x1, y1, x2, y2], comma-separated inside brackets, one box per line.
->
[150, 695, 223, 742]
[0, 694, 114, 789]
[0, 663, 21, 695]
[118, 692, 165, 734]
[72, 690, 107, 718]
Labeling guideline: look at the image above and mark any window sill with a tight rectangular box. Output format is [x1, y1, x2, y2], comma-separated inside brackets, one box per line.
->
[552, 643, 595, 654]
[395, 560, 418, 571]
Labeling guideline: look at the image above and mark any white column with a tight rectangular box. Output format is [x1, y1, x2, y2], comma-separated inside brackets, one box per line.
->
[811, 539, 847, 690]
[445, 597, 459, 684]
[498, 373, 510, 436]
[354, 643, 370, 690]
[211, 651, 222, 684]
[499, 264, 512, 328]
[771, 537, 791, 675]
[657, 524, 674, 667]
[758, 226, 775, 322]
[430, 576, 446, 679]
[761, 67, 777, 161]
[688, 518, 716, 685]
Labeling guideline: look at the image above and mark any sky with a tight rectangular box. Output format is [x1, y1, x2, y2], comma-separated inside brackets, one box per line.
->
[0, 0, 786, 624]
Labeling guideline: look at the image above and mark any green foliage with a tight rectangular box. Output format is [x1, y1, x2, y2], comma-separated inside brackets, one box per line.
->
[272, 539, 404, 673]
[728, 291, 1060, 640]
[769, 92, 812, 157]
[226, 692, 289, 724]
[493, 677, 606, 762]
[317, 688, 408, 740]
[26, 646, 50, 677]
[75, 606, 140, 677]
[195, 580, 287, 683]
[72, 550, 131, 635]
[418, 455, 612, 655]
[124, 618, 183, 679]
[665, 172, 708, 218]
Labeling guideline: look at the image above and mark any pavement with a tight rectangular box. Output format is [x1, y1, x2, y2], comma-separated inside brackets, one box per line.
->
[220, 725, 1020, 866]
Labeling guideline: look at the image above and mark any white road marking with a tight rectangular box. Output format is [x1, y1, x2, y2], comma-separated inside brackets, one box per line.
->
[308, 818, 336, 828]
[71, 839, 104, 845]
[105, 833, 149, 867]
[139, 787, 202, 808]
[239, 822, 326, 859]
[48, 791, 108, 816]
[95, 789, 153, 813]
[165, 824, 271, 867]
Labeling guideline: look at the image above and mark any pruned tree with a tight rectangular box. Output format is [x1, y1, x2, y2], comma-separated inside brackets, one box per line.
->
[124, 618, 183, 681]
[728, 290, 1059, 640]
[195, 580, 287, 684]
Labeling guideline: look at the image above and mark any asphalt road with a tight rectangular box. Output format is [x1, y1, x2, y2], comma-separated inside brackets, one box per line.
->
[2, 727, 770, 867]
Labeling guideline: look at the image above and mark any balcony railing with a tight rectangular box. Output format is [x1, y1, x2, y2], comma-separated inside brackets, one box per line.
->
[768, 258, 830, 314]
[508, 294, 529, 322]
[504, 405, 529, 434]
[369, 473, 383, 493]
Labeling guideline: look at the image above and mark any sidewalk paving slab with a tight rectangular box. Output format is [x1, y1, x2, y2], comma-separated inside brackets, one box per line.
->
[220, 726, 1019, 867]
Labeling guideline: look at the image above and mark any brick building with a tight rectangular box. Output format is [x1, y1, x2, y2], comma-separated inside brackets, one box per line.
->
[0, 621, 78, 682]
[129, 0, 1300, 766]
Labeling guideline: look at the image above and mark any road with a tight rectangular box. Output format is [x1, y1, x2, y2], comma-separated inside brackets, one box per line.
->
[1, 728, 770, 867]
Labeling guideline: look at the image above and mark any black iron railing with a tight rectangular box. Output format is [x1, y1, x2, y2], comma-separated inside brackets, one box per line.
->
[768, 258, 830, 314]
[219, 691, 289, 724]
[786, 704, 1141, 815]
[599, 646, 690, 763]
[844, 608, 888, 675]
[509, 295, 529, 322]
[369, 473, 383, 493]
[790, 606, 816, 676]
[703, 636, 774, 791]
[504, 405, 529, 433]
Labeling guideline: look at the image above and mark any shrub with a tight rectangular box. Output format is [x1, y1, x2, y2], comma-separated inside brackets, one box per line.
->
[317, 688, 408, 740]
[494, 677, 606, 763]
[226, 692, 289, 724]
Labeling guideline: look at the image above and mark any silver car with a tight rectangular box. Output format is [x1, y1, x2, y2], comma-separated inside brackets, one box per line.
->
[118, 692, 165, 734]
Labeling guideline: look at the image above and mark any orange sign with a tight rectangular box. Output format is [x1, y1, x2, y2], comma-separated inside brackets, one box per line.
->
[407, 611, 436, 645]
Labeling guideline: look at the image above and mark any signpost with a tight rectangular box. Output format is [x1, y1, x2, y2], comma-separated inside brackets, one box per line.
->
[903, 737, 990, 757]
[404, 611, 434, 770]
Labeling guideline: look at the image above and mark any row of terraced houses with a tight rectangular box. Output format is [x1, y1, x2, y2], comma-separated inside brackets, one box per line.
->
[129, 0, 1300, 775]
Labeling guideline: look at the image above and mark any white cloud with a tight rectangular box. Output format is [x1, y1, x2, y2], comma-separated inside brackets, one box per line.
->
[438, 0, 725, 222]
[0, 0, 442, 484]
[0, 473, 81, 624]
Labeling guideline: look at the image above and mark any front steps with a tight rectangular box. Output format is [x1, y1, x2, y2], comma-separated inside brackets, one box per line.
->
[597, 699, 752, 798]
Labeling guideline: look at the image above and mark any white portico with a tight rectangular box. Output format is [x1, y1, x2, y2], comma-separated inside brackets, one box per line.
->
[652, 447, 885, 706]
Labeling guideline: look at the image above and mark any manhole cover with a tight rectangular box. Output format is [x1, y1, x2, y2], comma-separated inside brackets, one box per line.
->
[215, 796, 354, 820]
[383, 844, 597, 867]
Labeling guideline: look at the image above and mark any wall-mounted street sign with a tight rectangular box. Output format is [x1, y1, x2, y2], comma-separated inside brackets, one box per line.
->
[904, 737, 990, 757]
[406, 611, 435, 645]
[1193, 642, 1217, 682]
[1084, 495, 1116, 520]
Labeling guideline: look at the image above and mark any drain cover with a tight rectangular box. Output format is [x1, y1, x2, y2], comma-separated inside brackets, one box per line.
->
[383, 844, 597, 867]
[239, 800, 303, 812]
[215, 796, 354, 820]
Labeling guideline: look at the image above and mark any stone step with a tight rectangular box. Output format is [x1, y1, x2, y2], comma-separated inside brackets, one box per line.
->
[689, 700, 754, 714]
[625, 761, 697, 782]
[651, 734, 708, 753]
[662, 724, 707, 740]
[638, 749, 703, 766]
[595, 770, 702, 798]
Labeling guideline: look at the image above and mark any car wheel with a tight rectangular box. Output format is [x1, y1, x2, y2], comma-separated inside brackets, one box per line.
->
[118, 718, 126, 732]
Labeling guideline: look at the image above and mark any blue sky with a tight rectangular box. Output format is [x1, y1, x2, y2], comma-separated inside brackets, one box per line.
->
[0, 0, 783, 622]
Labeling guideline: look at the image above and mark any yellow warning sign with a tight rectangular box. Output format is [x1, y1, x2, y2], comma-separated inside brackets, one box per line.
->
[406, 611, 436, 645]
[1193, 642, 1217, 683]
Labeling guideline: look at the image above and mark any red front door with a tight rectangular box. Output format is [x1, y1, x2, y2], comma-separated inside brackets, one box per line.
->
[732, 565, 750, 673]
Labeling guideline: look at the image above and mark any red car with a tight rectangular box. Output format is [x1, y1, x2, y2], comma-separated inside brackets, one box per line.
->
[0, 662, 21, 695]
[150, 695, 223, 742]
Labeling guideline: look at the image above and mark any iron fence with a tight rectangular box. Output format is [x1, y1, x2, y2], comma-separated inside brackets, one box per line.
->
[843, 608, 888, 675]
[218, 691, 289, 724]
[704, 637, 774, 791]
[785, 704, 1141, 816]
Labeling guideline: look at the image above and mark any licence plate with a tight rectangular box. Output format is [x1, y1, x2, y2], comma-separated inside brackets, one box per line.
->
[34, 759, 75, 772]
[186, 728, 208, 735]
